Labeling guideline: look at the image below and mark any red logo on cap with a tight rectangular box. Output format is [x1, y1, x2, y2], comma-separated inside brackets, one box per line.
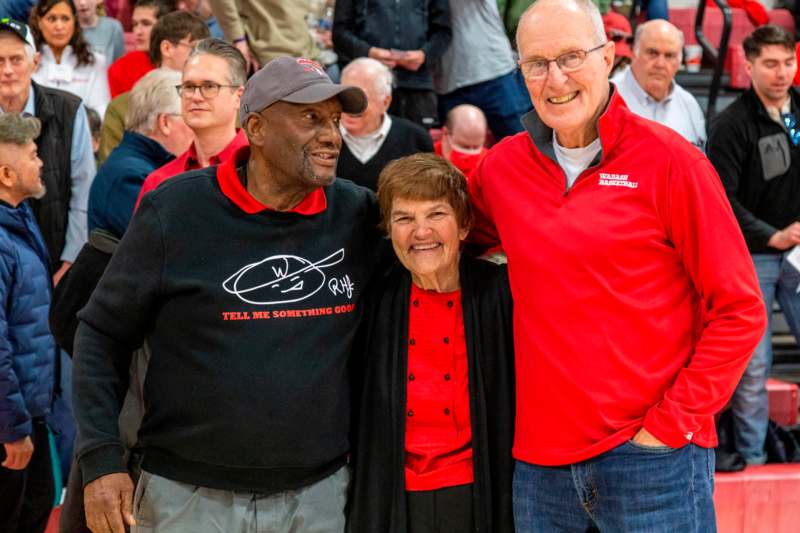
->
[296, 58, 326, 77]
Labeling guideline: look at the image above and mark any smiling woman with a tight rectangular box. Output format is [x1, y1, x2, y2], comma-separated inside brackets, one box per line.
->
[348, 153, 516, 533]
[29, 0, 110, 115]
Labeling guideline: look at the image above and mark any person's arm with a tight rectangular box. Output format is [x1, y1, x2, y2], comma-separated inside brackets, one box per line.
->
[707, 115, 779, 248]
[332, 0, 373, 61]
[0, 257, 33, 449]
[98, 95, 126, 164]
[466, 153, 502, 250]
[205, 0, 258, 69]
[57, 104, 96, 284]
[109, 18, 126, 63]
[642, 154, 767, 448]
[420, 0, 452, 64]
[73, 194, 164, 484]
[87, 57, 111, 118]
[74, 193, 165, 532]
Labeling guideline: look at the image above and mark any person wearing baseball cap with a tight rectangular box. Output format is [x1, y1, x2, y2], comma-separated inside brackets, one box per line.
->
[0, 18, 96, 284]
[73, 56, 389, 533]
[602, 10, 633, 77]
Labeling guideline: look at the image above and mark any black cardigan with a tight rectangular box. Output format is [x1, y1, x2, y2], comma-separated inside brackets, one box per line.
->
[348, 256, 515, 533]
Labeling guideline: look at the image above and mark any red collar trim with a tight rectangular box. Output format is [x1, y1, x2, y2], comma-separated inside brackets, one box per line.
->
[185, 129, 250, 169]
[216, 145, 327, 215]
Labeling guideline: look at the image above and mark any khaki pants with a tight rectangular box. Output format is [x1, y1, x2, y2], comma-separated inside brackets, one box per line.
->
[132, 466, 349, 533]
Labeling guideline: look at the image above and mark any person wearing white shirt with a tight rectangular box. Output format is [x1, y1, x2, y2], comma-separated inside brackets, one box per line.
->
[612, 19, 706, 149]
[336, 57, 433, 191]
[29, 0, 111, 117]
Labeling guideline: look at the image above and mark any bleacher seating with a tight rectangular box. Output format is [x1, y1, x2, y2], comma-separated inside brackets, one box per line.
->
[768, 378, 799, 427]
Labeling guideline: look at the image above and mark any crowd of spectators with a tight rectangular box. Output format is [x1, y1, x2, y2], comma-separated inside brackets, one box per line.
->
[0, 0, 797, 531]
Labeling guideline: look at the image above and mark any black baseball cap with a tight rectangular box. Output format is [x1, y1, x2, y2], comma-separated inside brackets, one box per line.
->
[0, 19, 36, 50]
[240, 57, 367, 126]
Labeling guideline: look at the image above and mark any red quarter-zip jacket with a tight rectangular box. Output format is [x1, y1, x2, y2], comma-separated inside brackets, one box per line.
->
[469, 89, 766, 466]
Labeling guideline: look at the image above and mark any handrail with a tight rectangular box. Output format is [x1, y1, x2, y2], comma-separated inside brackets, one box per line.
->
[695, 0, 732, 121]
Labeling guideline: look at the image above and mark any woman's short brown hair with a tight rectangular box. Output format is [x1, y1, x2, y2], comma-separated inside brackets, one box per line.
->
[376, 153, 472, 233]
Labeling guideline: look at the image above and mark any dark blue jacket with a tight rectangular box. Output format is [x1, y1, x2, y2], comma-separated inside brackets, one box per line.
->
[88, 131, 174, 239]
[0, 200, 56, 443]
[0, 0, 37, 22]
[333, 0, 451, 90]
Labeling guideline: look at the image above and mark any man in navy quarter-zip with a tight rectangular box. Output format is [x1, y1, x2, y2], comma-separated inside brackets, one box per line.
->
[73, 56, 384, 533]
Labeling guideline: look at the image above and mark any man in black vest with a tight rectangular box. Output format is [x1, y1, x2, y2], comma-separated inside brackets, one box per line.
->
[0, 19, 96, 284]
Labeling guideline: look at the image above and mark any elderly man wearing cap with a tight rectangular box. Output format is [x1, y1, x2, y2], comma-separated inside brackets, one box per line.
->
[612, 19, 707, 149]
[72, 57, 383, 533]
[0, 18, 95, 283]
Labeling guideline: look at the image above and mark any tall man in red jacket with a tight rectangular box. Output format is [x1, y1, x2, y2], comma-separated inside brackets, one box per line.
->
[469, 0, 766, 531]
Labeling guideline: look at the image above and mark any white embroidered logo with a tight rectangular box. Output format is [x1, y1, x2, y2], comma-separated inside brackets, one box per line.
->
[223, 249, 351, 305]
[598, 173, 638, 189]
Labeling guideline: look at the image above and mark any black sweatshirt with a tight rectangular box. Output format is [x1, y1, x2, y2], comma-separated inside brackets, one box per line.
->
[707, 88, 800, 253]
[336, 116, 434, 192]
[73, 147, 385, 492]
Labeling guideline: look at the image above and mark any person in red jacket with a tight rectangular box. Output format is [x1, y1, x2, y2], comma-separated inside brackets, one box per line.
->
[107, 0, 175, 97]
[470, 0, 767, 531]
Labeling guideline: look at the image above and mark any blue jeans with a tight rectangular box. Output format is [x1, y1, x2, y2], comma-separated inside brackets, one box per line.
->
[731, 253, 800, 464]
[513, 442, 716, 532]
[437, 70, 532, 141]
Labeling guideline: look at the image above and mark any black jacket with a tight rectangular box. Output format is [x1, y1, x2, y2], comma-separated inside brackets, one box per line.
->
[50, 229, 119, 356]
[707, 87, 800, 253]
[333, 0, 451, 90]
[348, 256, 515, 533]
[336, 116, 434, 191]
[29, 81, 81, 273]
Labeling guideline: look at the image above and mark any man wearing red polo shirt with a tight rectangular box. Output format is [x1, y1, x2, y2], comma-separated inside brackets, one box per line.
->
[136, 38, 247, 206]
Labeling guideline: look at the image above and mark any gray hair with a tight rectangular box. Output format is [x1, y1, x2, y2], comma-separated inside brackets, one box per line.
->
[126, 68, 182, 135]
[634, 20, 685, 57]
[341, 57, 394, 99]
[187, 38, 248, 87]
[517, 0, 606, 50]
[0, 113, 41, 145]
[0, 29, 38, 64]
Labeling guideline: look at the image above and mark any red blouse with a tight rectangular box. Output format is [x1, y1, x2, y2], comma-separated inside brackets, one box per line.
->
[404, 284, 473, 492]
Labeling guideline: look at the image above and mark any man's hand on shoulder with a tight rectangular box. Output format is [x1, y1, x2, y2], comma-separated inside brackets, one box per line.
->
[84, 472, 136, 533]
[631, 427, 669, 448]
[768, 222, 800, 250]
[2, 436, 34, 470]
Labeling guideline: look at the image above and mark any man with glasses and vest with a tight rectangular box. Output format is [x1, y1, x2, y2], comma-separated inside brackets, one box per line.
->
[0, 18, 95, 285]
[708, 24, 800, 468]
[469, 0, 766, 530]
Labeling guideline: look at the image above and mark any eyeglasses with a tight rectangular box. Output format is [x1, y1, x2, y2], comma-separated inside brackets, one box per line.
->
[519, 43, 607, 79]
[175, 82, 239, 99]
[782, 112, 800, 146]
